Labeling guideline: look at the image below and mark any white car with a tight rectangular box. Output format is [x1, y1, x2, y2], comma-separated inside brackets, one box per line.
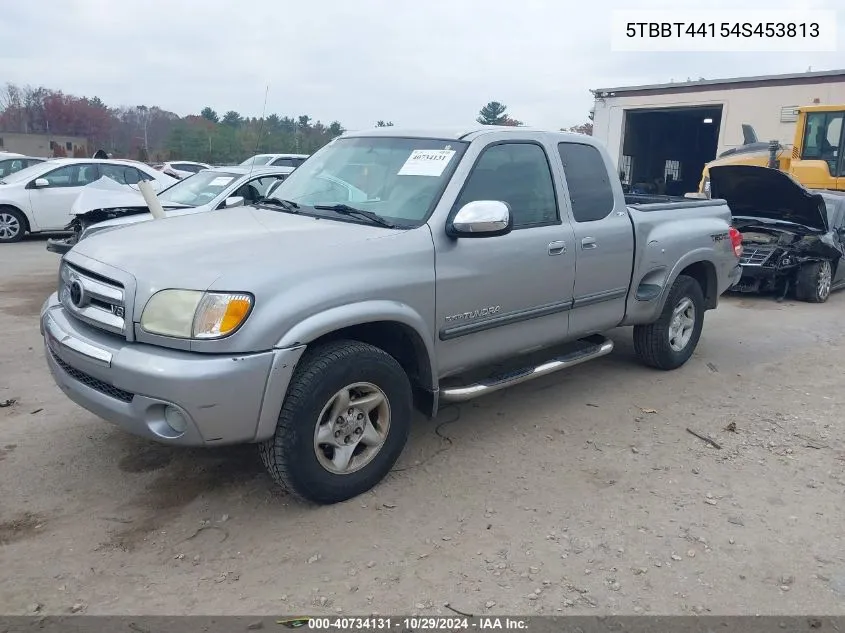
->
[154, 161, 211, 179]
[239, 153, 309, 168]
[45, 165, 294, 253]
[0, 158, 177, 243]
[0, 153, 46, 178]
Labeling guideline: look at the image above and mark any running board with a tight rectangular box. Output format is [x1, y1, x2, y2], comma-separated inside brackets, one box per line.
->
[439, 335, 614, 403]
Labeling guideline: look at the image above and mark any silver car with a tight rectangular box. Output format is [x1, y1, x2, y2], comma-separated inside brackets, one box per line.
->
[47, 165, 293, 254]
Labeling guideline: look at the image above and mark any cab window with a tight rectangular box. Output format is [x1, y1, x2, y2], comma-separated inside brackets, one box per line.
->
[38, 164, 100, 187]
[802, 112, 844, 175]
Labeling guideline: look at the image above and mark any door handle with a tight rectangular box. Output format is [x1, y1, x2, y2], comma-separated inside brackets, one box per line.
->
[548, 241, 566, 256]
[581, 237, 597, 250]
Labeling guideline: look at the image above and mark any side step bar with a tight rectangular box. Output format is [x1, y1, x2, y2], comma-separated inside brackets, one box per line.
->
[440, 335, 614, 403]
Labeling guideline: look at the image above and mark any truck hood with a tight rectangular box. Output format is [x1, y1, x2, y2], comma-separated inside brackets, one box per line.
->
[72, 205, 403, 296]
[709, 165, 828, 232]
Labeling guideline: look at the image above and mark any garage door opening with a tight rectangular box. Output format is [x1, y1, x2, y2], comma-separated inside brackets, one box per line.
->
[621, 105, 723, 196]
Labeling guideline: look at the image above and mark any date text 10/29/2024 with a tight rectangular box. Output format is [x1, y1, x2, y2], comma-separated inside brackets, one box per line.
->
[625, 22, 820, 38]
[305, 617, 529, 630]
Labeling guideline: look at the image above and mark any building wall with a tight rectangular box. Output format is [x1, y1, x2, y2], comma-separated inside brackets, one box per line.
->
[593, 81, 845, 168]
[0, 132, 89, 158]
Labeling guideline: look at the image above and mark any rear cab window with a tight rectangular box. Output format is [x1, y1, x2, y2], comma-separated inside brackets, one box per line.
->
[557, 142, 615, 222]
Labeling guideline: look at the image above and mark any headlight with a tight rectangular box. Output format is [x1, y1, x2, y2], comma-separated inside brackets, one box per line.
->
[140, 289, 253, 339]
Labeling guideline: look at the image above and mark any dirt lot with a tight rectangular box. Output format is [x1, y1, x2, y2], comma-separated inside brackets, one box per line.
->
[1, 238, 845, 616]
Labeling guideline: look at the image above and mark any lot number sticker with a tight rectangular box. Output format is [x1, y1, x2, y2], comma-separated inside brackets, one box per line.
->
[398, 149, 456, 177]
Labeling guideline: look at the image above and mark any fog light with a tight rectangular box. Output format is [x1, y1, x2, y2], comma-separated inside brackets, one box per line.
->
[164, 406, 188, 433]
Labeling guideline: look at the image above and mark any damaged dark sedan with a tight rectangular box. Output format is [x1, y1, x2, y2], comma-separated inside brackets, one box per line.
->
[710, 165, 845, 303]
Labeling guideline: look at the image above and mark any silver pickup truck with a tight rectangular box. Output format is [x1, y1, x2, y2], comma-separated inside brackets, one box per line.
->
[41, 127, 742, 504]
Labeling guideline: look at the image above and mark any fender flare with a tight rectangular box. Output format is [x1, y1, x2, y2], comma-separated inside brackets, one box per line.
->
[658, 249, 719, 309]
[275, 300, 437, 389]
[626, 248, 719, 325]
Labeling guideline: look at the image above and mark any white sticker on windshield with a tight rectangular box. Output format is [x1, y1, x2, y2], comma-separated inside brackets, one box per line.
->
[209, 176, 234, 187]
[397, 149, 456, 177]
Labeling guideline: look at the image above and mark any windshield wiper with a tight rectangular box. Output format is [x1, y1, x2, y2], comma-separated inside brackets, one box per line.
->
[255, 198, 301, 213]
[313, 204, 395, 228]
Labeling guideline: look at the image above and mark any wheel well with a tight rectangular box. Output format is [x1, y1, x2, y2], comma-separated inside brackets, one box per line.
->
[678, 261, 717, 309]
[307, 321, 435, 415]
[0, 205, 29, 233]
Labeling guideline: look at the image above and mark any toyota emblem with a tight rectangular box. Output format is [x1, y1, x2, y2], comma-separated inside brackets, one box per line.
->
[69, 279, 85, 308]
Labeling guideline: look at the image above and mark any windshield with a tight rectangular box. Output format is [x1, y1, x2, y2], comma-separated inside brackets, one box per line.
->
[158, 170, 239, 207]
[265, 136, 468, 226]
[0, 161, 52, 184]
[239, 155, 273, 167]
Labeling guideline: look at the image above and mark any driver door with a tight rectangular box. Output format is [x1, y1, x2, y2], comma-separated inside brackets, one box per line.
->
[433, 140, 576, 376]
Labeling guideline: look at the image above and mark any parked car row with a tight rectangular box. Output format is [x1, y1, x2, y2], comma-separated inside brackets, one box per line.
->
[0, 158, 178, 243]
[0, 152, 311, 243]
[45, 165, 295, 254]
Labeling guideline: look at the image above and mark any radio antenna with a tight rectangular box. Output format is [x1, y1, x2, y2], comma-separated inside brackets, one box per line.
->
[247, 84, 270, 179]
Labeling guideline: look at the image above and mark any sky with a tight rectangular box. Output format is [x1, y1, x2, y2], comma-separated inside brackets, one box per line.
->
[0, 0, 842, 131]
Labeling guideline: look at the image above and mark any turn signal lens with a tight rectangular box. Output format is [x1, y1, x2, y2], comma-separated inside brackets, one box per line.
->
[192, 293, 253, 339]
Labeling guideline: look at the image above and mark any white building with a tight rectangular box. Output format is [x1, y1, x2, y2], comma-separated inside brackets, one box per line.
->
[591, 69, 845, 194]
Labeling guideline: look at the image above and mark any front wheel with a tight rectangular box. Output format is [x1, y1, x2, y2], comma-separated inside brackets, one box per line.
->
[633, 274, 705, 370]
[795, 259, 832, 303]
[0, 208, 25, 243]
[259, 340, 413, 504]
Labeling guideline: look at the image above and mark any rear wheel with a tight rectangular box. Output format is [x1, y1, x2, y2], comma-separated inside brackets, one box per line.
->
[259, 340, 412, 504]
[633, 274, 705, 370]
[795, 259, 832, 303]
[0, 207, 25, 243]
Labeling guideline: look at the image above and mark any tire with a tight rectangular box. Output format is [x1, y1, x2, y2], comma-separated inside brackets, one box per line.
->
[795, 259, 832, 303]
[633, 274, 705, 370]
[0, 207, 26, 243]
[259, 339, 413, 504]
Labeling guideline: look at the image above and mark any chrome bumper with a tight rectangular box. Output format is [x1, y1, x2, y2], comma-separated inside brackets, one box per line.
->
[41, 293, 305, 446]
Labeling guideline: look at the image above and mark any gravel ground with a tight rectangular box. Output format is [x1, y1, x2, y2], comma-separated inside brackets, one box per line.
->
[1, 238, 845, 616]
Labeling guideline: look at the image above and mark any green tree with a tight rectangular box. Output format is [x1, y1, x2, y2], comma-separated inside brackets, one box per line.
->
[201, 107, 218, 123]
[266, 114, 281, 132]
[328, 121, 345, 137]
[477, 101, 510, 125]
[221, 110, 242, 127]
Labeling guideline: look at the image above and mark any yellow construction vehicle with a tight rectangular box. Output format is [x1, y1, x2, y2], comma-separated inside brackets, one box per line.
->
[699, 105, 844, 194]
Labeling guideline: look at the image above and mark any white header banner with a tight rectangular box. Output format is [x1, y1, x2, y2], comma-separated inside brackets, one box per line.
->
[611, 10, 837, 52]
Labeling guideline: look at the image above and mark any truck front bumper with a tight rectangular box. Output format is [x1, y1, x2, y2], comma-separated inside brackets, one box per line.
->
[40, 293, 305, 446]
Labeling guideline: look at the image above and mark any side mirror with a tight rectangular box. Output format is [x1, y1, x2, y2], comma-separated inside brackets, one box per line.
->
[447, 200, 512, 238]
[223, 196, 245, 208]
[32, 178, 49, 188]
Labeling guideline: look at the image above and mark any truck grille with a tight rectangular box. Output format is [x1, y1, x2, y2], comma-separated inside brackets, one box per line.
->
[49, 348, 134, 403]
[740, 246, 775, 267]
[59, 263, 126, 337]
